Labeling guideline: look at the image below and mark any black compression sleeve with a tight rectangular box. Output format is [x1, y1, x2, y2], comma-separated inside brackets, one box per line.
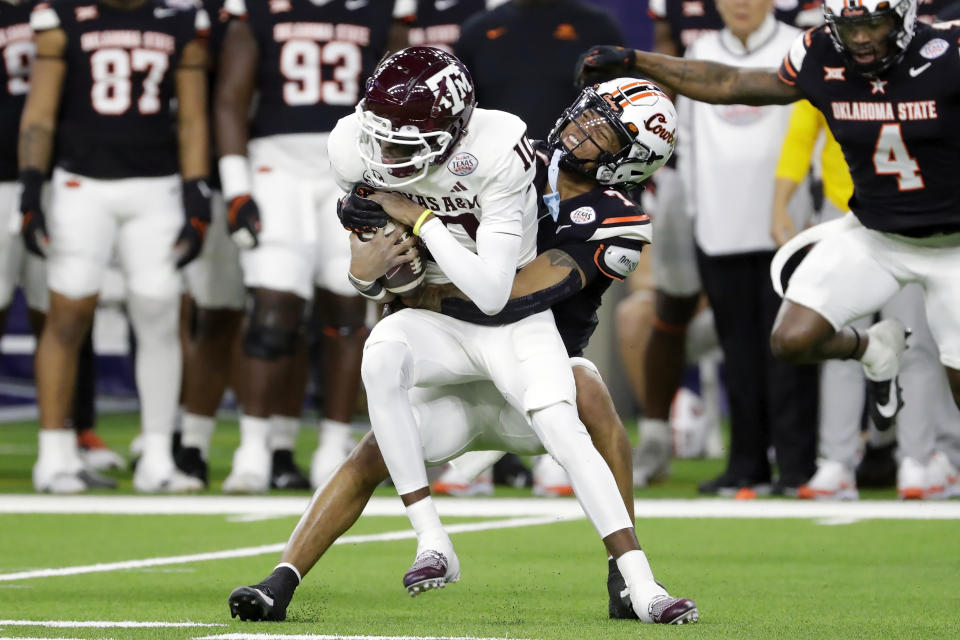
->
[439, 270, 584, 326]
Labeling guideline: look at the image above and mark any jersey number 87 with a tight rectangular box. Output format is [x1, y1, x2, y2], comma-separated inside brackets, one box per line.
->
[91, 48, 169, 115]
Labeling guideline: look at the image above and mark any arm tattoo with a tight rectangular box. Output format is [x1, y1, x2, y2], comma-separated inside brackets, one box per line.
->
[19, 124, 55, 172]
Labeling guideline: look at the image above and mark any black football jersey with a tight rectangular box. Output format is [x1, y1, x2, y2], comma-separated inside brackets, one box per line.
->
[779, 22, 960, 235]
[647, 0, 723, 55]
[0, 1, 34, 181]
[531, 143, 649, 357]
[407, 0, 485, 53]
[32, 0, 207, 179]
[225, 0, 399, 139]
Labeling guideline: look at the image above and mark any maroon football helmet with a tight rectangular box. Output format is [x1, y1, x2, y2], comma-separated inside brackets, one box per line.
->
[356, 46, 476, 187]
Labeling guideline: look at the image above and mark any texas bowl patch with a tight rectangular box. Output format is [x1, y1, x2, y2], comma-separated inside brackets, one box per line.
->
[448, 152, 478, 176]
[570, 206, 596, 224]
[920, 38, 948, 59]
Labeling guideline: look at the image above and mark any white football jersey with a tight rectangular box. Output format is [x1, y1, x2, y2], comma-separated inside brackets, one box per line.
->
[328, 108, 539, 284]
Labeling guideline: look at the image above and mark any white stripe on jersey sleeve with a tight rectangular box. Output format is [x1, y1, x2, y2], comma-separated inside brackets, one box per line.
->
[30, 4, 61, 31]
[787, 31, 809, 75]
[223, 0, 247, 18]
[587, 223, 652, 244]
[648, 0, 667, 19]
[393, 0, 416, 19]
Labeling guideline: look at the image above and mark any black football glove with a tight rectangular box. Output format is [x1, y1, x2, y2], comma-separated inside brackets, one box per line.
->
[174, 178, 212, 268]
[226, 192, 261, 249]
[19, 168, 48, 258]
[337, 183, 388, 234]
[575, 45, 636, 89]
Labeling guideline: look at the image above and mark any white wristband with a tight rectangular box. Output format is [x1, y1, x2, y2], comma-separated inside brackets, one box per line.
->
[218, 154, 252, 200]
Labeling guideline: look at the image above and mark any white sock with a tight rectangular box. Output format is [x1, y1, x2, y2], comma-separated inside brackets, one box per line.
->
[617, 550, 668, 622]
[128, 294, 181, 438]
[275, 562, 302, 584]
[239, 414, 270, 450]
[638, 418, 670, 443]
[407, 497, 450, 554]
[319, 418, 352, 446]
[38, 429, 78, 473]
[270, 416, 300, 451]
[181, 413, 216, 458]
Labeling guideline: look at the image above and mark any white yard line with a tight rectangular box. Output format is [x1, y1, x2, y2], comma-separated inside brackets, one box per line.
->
[0, 637, 112, 640]
[0, 620, 223, 628]
[1, 495, 959, 519]
[0, 514, 578, 583]
[196, 635, 537, 640]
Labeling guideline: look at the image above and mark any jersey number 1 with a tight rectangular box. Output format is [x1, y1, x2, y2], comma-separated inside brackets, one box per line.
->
[873, 123, 923, 191]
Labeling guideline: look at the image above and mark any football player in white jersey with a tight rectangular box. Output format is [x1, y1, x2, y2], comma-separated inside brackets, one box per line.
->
[228, 74, 697, 626]
[326, 48, 694, 621]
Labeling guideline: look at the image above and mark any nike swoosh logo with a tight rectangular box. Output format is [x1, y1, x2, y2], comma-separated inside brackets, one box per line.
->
[345, 0, 368, 9]
[909, 62, 931, 77]
[251, 588, 274, 607]
[876, 380, 899, 419]
[620, 587, 630, 599]
[556, 224, 571, 234]
[435, 0, 459, 9]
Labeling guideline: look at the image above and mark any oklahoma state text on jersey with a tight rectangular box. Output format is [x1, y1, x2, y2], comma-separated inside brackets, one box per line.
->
[779, 22, 960, 236]
[30, 0, 208, 179]
[223, 0, 400, 139]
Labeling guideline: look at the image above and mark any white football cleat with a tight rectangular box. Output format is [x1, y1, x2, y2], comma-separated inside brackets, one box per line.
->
[796, 459, 858, 500]
[897, 457, 929, 500]
[925, 452, 960, 500]
[223, 445, 271, 494]
[309, 438, 353, 489]
[33, 468, 88, 494]
[432, 464, 494, 497]
[532, 455, 573, 497]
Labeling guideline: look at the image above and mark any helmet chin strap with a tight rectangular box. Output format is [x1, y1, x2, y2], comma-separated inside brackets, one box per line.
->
[543, 149, 563, 221]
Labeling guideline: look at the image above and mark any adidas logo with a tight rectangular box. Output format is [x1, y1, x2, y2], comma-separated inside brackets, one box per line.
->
[449, 181, 468, 193]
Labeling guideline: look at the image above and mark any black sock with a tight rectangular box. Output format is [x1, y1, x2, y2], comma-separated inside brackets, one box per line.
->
[262, 565, 299, 604]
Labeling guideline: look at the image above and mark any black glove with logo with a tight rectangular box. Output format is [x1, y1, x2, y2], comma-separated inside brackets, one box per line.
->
[337, 183, 388, 234]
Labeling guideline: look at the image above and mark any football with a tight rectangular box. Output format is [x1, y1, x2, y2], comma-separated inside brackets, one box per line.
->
[361, 221, 426, 294]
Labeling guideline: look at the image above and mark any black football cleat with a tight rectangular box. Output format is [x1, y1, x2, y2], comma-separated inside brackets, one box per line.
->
[271, 450, 311, 490]
[174, 446, 209, 487]
[607, 557, 639, 619]
[228, 584, 287, 622]
[866, 376, 904, 431]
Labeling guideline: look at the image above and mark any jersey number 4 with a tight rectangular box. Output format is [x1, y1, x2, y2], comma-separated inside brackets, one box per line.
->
[873, 123, 924, 191]
[280, 40, 361, 107]
[91, 48, 169, 115]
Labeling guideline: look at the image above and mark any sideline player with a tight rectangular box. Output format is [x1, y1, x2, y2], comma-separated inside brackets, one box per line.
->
[213, 0, 414, 493]
[577, 0, 960, 412]
[228, 75, 697, 626]
[21, 0, 211, 492]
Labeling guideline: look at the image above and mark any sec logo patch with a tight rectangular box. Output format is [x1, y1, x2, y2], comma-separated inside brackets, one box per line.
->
[448, 152, 478, 176]
[920, 38, 948, 59]
[570, 206, 596, 224]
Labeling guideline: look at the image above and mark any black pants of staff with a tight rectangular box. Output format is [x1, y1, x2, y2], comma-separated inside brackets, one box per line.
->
[696, 248, 819, 488]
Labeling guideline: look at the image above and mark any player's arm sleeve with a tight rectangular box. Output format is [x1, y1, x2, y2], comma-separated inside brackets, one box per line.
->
[417, 128, 535, 315]
[775, 99, 820, 183]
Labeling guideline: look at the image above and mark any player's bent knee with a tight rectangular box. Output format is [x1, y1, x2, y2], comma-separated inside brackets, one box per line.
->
[360, 341, 412, 393]
[244, 323, 299, 360]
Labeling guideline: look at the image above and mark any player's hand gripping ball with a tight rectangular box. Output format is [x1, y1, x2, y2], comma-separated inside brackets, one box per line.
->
[359, 221, 426, 294]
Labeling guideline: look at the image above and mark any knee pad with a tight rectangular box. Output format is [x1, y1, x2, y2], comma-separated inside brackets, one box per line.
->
[243, 292, 304, 360]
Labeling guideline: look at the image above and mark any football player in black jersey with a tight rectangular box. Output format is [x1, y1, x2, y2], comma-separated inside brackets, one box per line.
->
[213, 0, 413, 494]
[578, 0, 960, 418]
[226, 77, 699, 627]
[20, 0, 212, 492]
